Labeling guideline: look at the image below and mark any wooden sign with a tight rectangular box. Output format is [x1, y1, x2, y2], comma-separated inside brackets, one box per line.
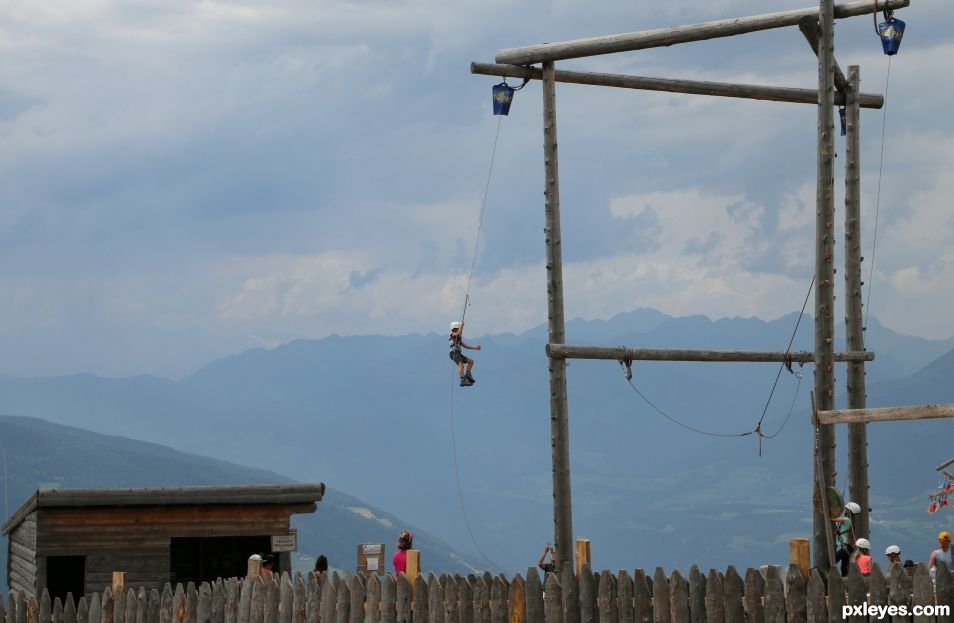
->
[357, 543, 386, 576]
[271, 529, 297, 552]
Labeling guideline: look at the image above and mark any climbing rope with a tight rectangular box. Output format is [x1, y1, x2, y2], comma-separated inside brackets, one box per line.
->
[459, 114, 503, 324]
[622, 276, 814, 452]
[449, 369, 501, 570]
[864, 55, 892, 332]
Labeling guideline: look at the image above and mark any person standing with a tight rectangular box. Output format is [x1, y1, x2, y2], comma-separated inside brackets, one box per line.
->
[537, 543, 558, 574]
[393, 530, 413, 576]
[313, 555, 328, 588]
[929, 530, 953, 579]
[854, 538, 872, 576]
[885, 544, 902, 568]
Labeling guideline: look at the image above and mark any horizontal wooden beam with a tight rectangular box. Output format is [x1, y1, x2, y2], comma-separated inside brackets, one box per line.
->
[936, 457, 954, 472]
[546, 344, 875, 363]
[797, 16, 850, 95]
[817, 404, 954, 425]
[471, 62, 884, 109]
[495, 0, 911, 64]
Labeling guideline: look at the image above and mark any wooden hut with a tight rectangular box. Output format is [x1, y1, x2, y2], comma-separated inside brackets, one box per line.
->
[2, 483, 325, 598]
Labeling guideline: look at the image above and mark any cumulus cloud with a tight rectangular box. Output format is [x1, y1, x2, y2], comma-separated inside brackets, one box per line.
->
[0, 0, 951, 376]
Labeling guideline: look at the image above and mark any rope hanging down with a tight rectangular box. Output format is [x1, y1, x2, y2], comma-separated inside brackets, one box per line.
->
[459, 77, 528, 324]
[620, 275, 814, 453]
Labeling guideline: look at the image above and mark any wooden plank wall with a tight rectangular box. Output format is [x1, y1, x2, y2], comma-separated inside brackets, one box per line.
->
[36, 507, 292, 556]
[9, 514, 38, 595]
[2, 562, 954, 623]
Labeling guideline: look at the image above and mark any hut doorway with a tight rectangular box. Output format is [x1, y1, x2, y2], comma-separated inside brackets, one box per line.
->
[46, 555, 86, 601]
[170, 535, 270, 585]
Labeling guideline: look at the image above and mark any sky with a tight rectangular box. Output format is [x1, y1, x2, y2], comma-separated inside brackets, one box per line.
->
[1, 0, 952, 379]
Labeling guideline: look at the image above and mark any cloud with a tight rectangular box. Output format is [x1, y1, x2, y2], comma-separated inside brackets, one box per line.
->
[1, 0, 952, 376]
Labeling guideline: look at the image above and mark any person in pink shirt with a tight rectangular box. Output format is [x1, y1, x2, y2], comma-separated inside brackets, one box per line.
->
[854, 538, 872, 576]
[393, 530, 413, 575]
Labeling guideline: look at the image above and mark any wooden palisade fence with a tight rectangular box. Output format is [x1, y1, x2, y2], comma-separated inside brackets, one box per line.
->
[2, 562, 953, 623]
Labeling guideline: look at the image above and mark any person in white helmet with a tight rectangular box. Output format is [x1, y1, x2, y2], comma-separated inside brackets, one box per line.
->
[833, 502, 860, 576]
[854, 538, 872, 576]
[448, 321, 481, 386]
[885, 544, 902, 567]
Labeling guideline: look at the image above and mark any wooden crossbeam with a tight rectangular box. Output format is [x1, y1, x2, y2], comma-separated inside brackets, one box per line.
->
[470, 62, 884, 109]
[817, 404, 954, 425]
[797, 16, 850, 94]
[936, 457, 954, 472]
[495, 0, 911, 65]
[546, 344, 874, 363]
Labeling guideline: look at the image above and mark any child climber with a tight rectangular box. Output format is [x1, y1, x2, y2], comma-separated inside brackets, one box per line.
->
[449, 321, 481, 386]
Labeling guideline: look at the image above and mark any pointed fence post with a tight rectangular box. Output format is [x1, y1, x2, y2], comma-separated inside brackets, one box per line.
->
[722, 568, 742, 623]
[598, 571, 617, 623]
[670, 571, 688, 623]
[804, 570, 826, 623]
[743, 569, 764, 623]
[525, 571, 544, 623]
[559, 564, 579, 623]
[912, 565, 934, 623]
[651, 569, 669, 623]
[935, 561, 954, 617]
[508, 576, 525, 623]
[617, 571, 634, 623]
[762, 566, 785, 623]
[580, 567, 596, 623]
[380, 576, 396, 623]
[843, 566, 865, 623]
[542, 575, 561, 623]
[703, 570, 723, 623]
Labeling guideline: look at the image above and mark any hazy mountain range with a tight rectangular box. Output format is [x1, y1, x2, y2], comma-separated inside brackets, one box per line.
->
[0, 414, 481, 591]
[2, 309, 953, 577]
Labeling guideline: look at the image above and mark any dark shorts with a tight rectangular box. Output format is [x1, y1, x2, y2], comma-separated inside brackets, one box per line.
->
[449, 351, 471, 365]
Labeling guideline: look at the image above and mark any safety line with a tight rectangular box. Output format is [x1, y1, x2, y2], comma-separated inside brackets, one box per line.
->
[460, 114, 504, 325]
[449, 369, 501, 570]
[864, 55, 891, 331]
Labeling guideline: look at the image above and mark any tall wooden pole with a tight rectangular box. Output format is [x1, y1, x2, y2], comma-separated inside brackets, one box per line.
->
[813, 0, 838, 571]
[542, 61, 574, 563]
[844, 65, 870, 539]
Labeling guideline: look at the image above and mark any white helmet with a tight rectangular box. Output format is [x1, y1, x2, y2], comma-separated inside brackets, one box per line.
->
[449, 321, 462, 331]
[885, 545, 901, 555]
[845, 502, 861, 514]
[856, 538, 871, 549]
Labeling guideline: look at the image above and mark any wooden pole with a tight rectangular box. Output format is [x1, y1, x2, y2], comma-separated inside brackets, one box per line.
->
[843, 65, 870, 539]
[495, 0, 910, 64]
[813, 0, 838, 571]
[817, 404, 954, 425]
[936, 458, 954, 472]
[574, 540, 591, 579]
[790, 539, 811, 581]
[546, 344, 874, 363]
[811, 394, 837, 568]
[797, 17, 850, 95]
[542, 60, 574, 567]
[470, 62, 885, 109]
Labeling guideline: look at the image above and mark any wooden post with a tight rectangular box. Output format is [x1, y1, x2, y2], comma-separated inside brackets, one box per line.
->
[843, 64, 869, 539]
[495, 0, 910, 64]
[542, 59, 574, 567]
[789, 539, 810, 581]
[113, 575, 128, 600]
[573, 541, 590, 579]
[406, 551, 421, 601]
[812, 0, 838, 572]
